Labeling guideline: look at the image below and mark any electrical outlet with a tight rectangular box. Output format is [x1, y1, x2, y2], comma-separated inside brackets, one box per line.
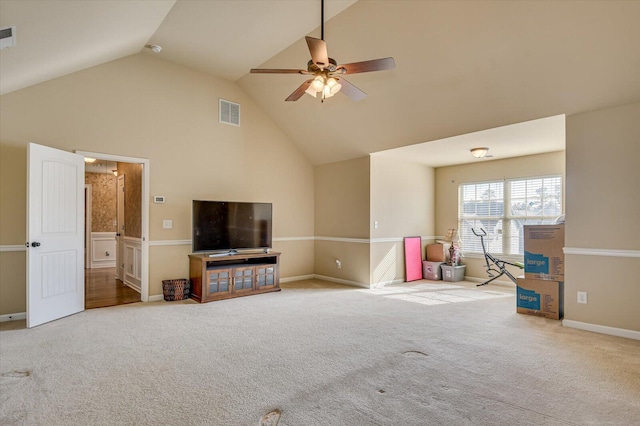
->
[163, 219, 173, 229]
[374, 221, 379, 229]
[577, 291, 588, 304]
[336, 260, 342, 269]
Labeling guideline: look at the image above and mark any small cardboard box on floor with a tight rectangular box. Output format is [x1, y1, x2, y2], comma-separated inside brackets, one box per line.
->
[524, 224, 564, 281]
[516, 278, 564, 320]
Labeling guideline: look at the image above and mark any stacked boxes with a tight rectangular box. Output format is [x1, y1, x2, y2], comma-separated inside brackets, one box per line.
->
[524, 224, 564, 281]
[426, 243, 450, 263]
[517, 224, 564, 319]
[422, 261, 445, 280]
[516, 278, 564, 320]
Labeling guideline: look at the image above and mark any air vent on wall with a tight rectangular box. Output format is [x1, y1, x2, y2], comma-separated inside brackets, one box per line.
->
[0, 26, 16, 50]
[219, 99, 240, 126]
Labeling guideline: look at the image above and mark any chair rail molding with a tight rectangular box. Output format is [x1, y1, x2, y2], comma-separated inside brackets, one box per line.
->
[0, 245, 27, 252]
[563, 247, 640, 258]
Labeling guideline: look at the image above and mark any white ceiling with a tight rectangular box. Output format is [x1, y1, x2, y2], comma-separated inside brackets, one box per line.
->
[85, 160, 117, 175]
[144, 0, 357, 81]
[2, 1, 639, 167]
[0, 0, 176, 95]
[375, 114, 565, 168]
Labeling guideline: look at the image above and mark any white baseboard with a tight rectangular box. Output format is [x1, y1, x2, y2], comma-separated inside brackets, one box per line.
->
[89, 262, 117, 269]
[123, 280, 141, 293]
[0, 312, 26, 322]
[313, 274, 369, 288]
[562, 319, 640, 341]
[148, 294, 165, 302]
[280, 274, 315, 283]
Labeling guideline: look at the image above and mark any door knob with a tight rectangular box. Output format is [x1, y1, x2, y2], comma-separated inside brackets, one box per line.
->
[30, 242, 41, 247]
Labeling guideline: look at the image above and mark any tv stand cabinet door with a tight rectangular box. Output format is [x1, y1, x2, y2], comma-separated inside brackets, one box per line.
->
[232, 266, 255, 295]
[256, 264, 278, 291]
[204, 267, 233, 301]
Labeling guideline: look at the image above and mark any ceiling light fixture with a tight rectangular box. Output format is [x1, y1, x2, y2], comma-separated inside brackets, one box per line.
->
[305, 74, 342, 100]
[146, 44, 162, 53]
[84, 157, 96, 163]
[470, 147, 489, 158]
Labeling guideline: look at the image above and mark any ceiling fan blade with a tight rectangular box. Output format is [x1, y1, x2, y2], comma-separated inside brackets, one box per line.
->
[305, 36, 330, 69]
[250, 68, 306, 74]
[285, 79, 313, 102]
[339, 57, 396, 74]
[338, 78, 367, 102]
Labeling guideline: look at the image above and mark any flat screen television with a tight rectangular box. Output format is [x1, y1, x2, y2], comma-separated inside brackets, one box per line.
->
[192, 200, 272, 254]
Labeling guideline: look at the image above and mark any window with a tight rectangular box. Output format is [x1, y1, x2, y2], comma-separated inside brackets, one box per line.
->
[458, 176, 562, 256]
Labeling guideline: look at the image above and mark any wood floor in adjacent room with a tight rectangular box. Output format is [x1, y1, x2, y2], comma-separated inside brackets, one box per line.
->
[85, 267, 140, 309]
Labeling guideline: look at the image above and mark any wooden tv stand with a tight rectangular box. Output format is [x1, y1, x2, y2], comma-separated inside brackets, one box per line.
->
[188, 251, 280, 303]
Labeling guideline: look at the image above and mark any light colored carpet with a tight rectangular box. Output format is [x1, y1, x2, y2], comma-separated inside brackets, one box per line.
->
[1, 279, 639, 425]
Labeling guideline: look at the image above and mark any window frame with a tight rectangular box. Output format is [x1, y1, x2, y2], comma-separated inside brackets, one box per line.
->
[457, 174, 563, 259]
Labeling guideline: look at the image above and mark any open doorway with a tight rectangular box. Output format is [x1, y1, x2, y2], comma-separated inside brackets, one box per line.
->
[77, 151, 149, 309]
[84, 159, 140, 308]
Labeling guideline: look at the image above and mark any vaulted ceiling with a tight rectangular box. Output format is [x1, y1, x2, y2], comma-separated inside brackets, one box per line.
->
[2, 1, 639, 166]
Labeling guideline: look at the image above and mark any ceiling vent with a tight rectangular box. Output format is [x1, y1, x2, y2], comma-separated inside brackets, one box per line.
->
[0, 27, 16, 50]
[219, 99, 240, 126]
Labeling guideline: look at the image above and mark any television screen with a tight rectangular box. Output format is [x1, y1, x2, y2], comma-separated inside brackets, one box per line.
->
[192, 200, 272, 253]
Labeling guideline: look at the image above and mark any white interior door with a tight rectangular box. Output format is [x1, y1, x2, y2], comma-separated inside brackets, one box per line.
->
[27, 143, 85, 328]
[116, 174, 125, 281]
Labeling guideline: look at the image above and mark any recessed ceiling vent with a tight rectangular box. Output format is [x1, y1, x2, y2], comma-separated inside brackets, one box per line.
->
[219, 99, 240, 126]
[0, 27, 16, 50]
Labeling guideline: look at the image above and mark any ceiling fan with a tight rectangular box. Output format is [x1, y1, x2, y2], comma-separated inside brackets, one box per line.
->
[250, 0, 395, 102]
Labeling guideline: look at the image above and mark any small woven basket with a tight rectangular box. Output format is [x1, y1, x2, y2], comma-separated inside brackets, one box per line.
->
[162, 279, 190, 301]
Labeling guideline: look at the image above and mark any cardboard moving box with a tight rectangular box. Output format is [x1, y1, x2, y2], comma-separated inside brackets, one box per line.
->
[524, 224, 564, 281]
[426, 243, 450, 262]
[516, 278, 564, 320]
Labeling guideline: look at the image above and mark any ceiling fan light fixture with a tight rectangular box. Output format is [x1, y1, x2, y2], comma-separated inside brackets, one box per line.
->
[311, 76, 325, 92]
[326, 77, 341, 94]
[471, 147, 489, 158]
[305, 84, 318, 97]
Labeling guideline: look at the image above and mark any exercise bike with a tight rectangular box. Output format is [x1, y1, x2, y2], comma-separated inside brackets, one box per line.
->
[472, 228, 524, 286]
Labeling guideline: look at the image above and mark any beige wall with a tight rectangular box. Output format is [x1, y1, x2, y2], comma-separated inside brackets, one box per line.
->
[0, 252, 26, 315]
[315, 240, 370, 286]
[314, 157, 370, 285]
[565, 102, 640, 332]
[435, 151, 566, 281]
[370, 155, 435, 284]
[0, 53, 315, 315]
[314, 156, 370, 238]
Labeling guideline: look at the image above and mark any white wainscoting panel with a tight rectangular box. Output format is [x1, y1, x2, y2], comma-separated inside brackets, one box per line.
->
[90, 232, 116, 268]
[124, 237, 142, 292]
